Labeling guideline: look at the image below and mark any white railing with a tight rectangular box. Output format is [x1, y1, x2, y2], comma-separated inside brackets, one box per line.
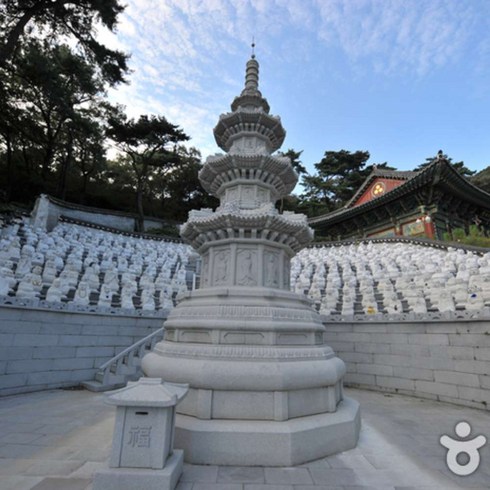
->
[97, 327, 165, 386]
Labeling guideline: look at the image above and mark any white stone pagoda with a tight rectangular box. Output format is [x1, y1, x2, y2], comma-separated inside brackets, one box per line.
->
[142, 53, 360, 466]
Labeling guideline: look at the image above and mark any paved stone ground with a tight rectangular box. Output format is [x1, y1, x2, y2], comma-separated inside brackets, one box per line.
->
[0, 387, 489, 490]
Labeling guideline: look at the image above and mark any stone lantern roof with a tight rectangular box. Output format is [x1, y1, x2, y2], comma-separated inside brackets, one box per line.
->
[105, 378, 188, 407]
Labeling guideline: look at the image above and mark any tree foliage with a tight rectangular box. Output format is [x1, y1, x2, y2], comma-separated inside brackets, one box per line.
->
[299, 150, 394, 216]
[107, 114, 189, 230]
[0, 0, 128, 84]
[0, 1, 216, 229]
[471, 165, 490, 194]
[417, 151, 476, 178]
[101, 146, 218, 224]
[0, 0, 129, 205]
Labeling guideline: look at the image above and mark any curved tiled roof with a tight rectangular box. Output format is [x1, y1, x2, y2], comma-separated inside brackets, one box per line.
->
[309, 160, 490, 226]
[345, 168, 419, 208]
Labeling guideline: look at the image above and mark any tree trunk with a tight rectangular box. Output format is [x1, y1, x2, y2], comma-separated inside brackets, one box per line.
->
[57, 135, 72, 200]
[0, 2, 48, 65]
[136, 184, 145, 232]
[5, 131, 13, 201]
[81, 172, 89, 204]
[42, 145, 55, 181]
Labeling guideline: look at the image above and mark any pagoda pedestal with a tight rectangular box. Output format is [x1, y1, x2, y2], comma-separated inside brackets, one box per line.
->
[142, 55, 360, 465]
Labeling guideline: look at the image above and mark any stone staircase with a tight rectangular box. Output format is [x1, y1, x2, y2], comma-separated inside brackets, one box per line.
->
[82, 327, 164, 392]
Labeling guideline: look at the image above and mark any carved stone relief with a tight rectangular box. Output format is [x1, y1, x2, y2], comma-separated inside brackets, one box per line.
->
[264, 251, 279, 288]
[201, 255, 209, 287]
[283, 260, 290, 289]
[231, 136, 266, 155]
[226, 188, 238, 202]
[236, 249, 257, 286]
[257, 188, 268, 203]
[241, 186, 255, 203]
[214, 250, 230, 285]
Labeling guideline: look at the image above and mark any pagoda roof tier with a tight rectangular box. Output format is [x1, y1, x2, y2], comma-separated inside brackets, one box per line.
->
[181, 210, 313, 253]
[213, 109, 286, 153]
[199, 153, 298, 197]
[231, 93, 270, 113]
[229, 57, 270, 113]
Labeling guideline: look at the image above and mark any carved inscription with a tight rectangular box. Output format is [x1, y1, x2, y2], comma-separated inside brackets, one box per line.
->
[128, 426, 152, 448]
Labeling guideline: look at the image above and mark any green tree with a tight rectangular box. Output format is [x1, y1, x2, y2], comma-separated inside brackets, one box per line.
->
[280, 149, 307, 176]
[301, 150, 364, 214]
[0, 0, 128, 204]
[156, 146, 219, 221]
[0, 0, 128, 84]
[71, 118, 107, 203]
[416, 151, 476, 178]
[108, 114, 189, 231]
[277, 148, 306, 213]
[299, 150, 394, 216]
[471, 166, 490, 193]
[11, 42, 109, 186]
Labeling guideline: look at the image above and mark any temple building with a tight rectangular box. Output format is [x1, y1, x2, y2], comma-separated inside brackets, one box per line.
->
[309, 153, 490, 241]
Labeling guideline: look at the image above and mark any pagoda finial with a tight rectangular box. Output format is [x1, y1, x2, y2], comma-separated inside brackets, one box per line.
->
[244, 45, 259, 93]
[229, 40, 270, 113]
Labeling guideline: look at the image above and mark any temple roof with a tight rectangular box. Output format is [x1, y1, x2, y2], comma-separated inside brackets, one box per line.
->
[309, 159, 490, 227]
[345, 168, 419, 208]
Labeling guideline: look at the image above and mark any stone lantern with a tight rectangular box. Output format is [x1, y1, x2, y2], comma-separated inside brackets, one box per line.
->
[142, 51, 360, 466]
[93, 377, 188, 490]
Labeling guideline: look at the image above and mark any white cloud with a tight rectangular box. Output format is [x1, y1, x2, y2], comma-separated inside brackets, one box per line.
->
[101, 0, 489, 161]
[313, 0, 475, 76]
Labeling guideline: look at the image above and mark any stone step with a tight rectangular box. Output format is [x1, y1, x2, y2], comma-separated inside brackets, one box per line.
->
[82, 379, 126, 392]
[95, 371, 126, 385]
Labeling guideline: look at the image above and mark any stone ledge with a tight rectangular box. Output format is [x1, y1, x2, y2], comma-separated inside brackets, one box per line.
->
[174, 397, 360, 466]
[93, 449, 183, 490]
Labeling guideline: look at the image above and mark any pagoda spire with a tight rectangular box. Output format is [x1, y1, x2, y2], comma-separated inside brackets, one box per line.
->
[242, 54, 260, 96]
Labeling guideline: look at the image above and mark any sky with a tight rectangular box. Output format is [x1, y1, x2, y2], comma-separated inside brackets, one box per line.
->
[99, 0, 490, 180]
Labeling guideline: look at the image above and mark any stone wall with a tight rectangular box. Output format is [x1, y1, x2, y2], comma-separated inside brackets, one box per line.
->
[31, 194, 170, 232]
[2, 299, 490, 412]
[324, 312, 490, 410]
[0, 304, 165, 396]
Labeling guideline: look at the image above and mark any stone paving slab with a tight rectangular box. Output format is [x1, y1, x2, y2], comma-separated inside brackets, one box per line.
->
[29, 477, 91, 490]
[217, 466, 265, 483]
[0, 387, 489, 489]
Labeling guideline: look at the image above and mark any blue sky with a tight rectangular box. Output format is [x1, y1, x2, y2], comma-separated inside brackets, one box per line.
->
[100, 0, 490, 177]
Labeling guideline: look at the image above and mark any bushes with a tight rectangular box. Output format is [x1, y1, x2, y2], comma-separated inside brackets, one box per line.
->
[443, 225, 490, 248]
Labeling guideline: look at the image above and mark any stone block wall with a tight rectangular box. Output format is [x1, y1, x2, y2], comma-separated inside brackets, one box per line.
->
[31, 194, 169, 232]
[324, 315, 490, 410]
[0, 305, 165, 396]
[2, 300, 489, 412]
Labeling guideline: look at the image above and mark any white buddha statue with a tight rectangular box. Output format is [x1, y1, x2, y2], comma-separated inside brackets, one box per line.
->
[45, 278, 64, 303]
[74, 281, 91, 305]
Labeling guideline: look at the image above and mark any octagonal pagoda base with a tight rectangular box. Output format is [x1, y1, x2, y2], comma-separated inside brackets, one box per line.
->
[174, 397, 360, 466]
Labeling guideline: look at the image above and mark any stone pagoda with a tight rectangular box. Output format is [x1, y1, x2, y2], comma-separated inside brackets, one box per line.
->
[142, 53, 360, 466]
